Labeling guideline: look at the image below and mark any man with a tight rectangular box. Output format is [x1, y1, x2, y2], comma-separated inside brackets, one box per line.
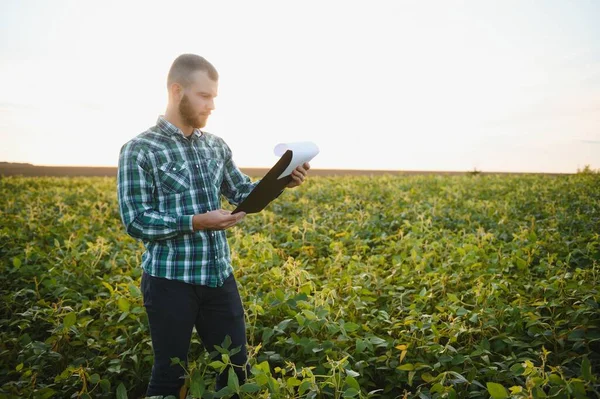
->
[117, 54, 310, 398]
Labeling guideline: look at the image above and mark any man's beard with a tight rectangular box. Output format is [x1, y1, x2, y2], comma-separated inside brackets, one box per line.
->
[179, 94, 207, 129]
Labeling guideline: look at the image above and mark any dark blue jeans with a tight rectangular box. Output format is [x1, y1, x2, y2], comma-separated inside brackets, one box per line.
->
[141, 272, 249, 397]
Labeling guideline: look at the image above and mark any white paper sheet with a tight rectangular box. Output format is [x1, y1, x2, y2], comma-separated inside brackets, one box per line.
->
[274, 141, 319, 179]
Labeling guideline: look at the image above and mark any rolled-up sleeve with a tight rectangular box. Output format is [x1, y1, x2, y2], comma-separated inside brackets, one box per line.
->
[117, 142, 194, 241]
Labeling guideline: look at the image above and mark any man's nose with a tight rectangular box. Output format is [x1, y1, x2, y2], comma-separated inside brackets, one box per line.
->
[208, 98, 215, 111]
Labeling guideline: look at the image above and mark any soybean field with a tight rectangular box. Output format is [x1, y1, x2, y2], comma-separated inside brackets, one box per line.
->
[1, 174, 599, 399]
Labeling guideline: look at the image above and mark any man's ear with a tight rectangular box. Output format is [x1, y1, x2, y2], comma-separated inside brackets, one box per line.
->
[169, 83, 184, 102]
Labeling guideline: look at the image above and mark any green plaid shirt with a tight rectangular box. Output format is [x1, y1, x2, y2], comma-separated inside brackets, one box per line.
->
[117, 116, 258, 287]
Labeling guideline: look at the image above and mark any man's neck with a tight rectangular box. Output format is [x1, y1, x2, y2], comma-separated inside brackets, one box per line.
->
[164, 109, 194, 137]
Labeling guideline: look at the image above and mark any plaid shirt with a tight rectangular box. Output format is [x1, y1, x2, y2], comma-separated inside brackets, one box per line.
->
[117, 116, 258, 287]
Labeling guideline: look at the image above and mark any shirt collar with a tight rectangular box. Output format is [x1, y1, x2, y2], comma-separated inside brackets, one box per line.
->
[156, 116, 203, 140]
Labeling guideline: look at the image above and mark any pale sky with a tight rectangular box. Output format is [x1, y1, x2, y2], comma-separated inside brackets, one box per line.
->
[1, 0, 599, 173]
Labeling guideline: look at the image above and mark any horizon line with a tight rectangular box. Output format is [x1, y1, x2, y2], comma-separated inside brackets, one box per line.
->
[0, 162, 579, 176]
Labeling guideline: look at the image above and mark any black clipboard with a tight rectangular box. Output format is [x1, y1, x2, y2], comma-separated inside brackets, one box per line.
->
[232, 150, 294, 214]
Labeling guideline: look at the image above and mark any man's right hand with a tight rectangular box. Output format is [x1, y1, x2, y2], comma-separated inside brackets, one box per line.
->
[192, 209, 246, 231]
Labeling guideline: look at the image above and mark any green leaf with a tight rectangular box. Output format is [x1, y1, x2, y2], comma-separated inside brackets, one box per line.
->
[431, 383, 444, 394]
[101, 282, 114, 294]
[214, 386, 233, 398]
[12, 257, 22, 269]
[261, 327, 274, 343]
[299, 380, 313, 395]
[209, 360, 226, 371]
[548, 374, 564, 386]
[170, 357, 182, 366]
[36, 387, 56, 399]
[343, 388, 359, 398]
[487, 382, 508, 399]
[344, 322, 360, 332]
[581, 356, 592, 382]
[398, 363, 414, 371]
[448, 371, 468, 384]
[222, 335, 232, 349]
[286, 377, 302, 387]
[116, 382, 128, 399]
[345, 375, 360, 390]
[509, 386, 523, 395]
[64, 312, 76, 329]
[99, 379, 111, 393]
[303, 309, 317, 320]
[254, 373, 269, 386]
[447, 293, 460, 302]
[128, 283, 141, 298]
[227, 367, 239, 392]
[570, 380, 586, 397]
[240, 383, 261, 393]
[510, 362, 524, 376]
[456, 307, 469, 316]
[346, 368, 360, 378]
[276, 318, 291, 331]
[117, 311, 129, 323]
[255, 361, 271, 374]
[89, 373, 100, 384]
[355, 339, 366, 353]
[19, 333, 31, 345]
[190, 369, 205, 397]
[117, 297, 130, 312]
[408, 371, 416, 386]
[299, 283, 312, 295]
[369, 336, 387, 346]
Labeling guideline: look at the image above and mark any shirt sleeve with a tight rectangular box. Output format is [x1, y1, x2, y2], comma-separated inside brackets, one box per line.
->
[117, 142, 195, 241]
[220, 142, 260, 206]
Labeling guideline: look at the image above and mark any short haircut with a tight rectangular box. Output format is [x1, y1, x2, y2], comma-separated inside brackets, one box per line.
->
[167, 54, 219, 88]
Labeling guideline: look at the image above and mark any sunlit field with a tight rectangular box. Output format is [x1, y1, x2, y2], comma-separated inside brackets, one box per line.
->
[1, 174, 599, 399]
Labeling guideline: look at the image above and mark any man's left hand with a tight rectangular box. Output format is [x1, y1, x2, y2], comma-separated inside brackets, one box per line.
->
[287, 162, 311, 188]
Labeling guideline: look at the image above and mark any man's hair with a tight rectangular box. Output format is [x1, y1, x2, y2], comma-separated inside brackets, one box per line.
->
[167, 54, 218, 88]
